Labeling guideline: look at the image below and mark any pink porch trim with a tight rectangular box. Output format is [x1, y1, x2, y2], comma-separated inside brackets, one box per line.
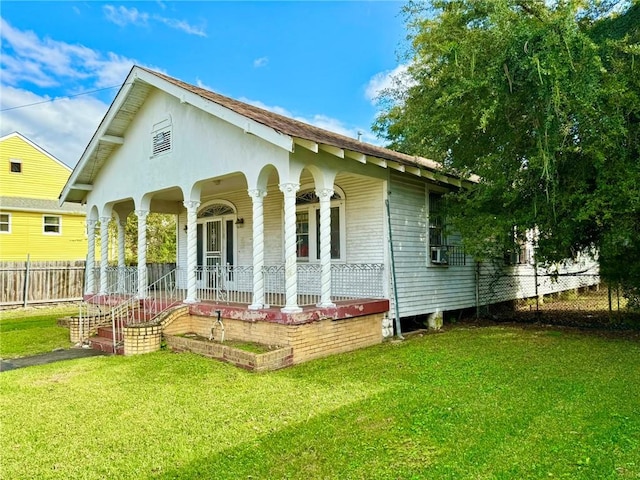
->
[188, 299, 389, 325]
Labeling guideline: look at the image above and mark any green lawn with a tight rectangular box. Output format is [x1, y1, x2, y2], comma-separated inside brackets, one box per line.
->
[0, 317, 639, 479]
[0, 306, 76, 358]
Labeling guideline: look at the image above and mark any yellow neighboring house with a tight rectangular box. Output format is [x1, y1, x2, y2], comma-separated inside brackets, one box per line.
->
[0, 132, 87, 261]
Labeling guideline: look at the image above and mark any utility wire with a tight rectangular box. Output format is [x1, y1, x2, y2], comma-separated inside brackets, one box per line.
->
[0, 85, 121, 112]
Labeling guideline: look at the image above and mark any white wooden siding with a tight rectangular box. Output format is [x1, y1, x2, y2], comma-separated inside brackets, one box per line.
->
[478, 256, 599, 305]
[388, 171, 477, 318]
[175, 173, 385, 269]
[336, 173, 385, 264]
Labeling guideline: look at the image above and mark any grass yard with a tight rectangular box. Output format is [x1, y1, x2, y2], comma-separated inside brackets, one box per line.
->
[0, 305, 76, 358]
[0, 315, 639, 479]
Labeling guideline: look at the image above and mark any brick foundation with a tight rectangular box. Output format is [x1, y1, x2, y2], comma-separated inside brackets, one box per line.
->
[123, 324, 162, 356]
[163, 302, 386, 365]
[68, 315, 110, 343]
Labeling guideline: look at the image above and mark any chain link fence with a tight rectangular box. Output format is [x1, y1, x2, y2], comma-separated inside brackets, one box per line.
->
[477, 264, 640, 328]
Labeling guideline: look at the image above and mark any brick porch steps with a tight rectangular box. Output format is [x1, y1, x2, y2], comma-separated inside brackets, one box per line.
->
[89, 334, 124, 355]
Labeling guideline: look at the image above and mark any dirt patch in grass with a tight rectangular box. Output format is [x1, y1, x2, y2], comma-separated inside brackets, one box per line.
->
[179, 333, 277, 354]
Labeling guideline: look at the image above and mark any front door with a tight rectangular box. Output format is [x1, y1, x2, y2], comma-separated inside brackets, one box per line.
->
[197, 218, 235, 289]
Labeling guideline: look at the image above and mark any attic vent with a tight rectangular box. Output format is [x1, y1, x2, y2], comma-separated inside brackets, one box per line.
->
[152, 130, 172, 155]
[151, 116, 173, 157]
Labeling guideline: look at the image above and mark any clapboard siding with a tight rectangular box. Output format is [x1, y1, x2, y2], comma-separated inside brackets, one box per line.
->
[0, 133, 88, 261]
[337, 173, 385, 264]
[478, 257, 600, 305]
[0, 210, 87, 261]
[0, 134, 71, 199]
[389, 171, 477, 317]
[175, 173, 385, 269]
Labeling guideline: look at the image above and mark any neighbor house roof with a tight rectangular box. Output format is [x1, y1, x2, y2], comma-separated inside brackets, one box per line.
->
[61, 66, 477, 204]
[1, 196, 85, 215]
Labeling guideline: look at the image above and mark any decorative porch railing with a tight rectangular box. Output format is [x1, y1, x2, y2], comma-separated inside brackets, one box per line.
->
[263, 263, 385, 307]
[194, 265, 254, 304]
[80, 263, 385, 349]
[78, 267, 138, 345]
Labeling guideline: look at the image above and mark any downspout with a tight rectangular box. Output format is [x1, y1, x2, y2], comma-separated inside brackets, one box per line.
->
[385, 198, 404, 340]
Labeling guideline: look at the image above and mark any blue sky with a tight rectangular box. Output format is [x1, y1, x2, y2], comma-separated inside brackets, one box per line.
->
[0, 1, 409, 167]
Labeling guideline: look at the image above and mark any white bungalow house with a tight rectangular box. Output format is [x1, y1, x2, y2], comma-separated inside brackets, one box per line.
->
[59, 66, 597, 363]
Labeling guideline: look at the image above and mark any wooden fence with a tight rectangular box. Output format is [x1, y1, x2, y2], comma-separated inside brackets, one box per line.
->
[0, 260, 176, 307]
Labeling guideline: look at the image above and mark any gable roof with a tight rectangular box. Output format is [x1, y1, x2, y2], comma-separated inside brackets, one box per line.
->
[0, 196, 85, 215]
[61, 66, 476, 204]
[0, 132, 71, 172]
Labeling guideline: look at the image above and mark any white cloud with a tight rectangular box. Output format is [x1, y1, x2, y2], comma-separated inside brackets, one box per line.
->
[0, 86, 109, 168]
[0, 19, 152, 167]
[253, 57, 269, 68]
[154, 15, 207, 37]
[365, 63, 414, 104]
[0, 17, 137, 90]
[239, 97, 381, 146]
[196, 78, 213, 91]
[103, 5, 149, 27]
[103, 4, 206, 37]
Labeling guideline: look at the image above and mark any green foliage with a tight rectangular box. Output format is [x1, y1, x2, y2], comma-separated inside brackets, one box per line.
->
[1, 326, 639, 478]
[107, 213, 177, 264]
[374, 1, 640, 291]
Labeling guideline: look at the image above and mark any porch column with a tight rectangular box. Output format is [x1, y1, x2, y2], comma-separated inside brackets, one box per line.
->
[183, 201, 200, 303]
[248, 189, 267, 310]
[316, 188, 336, 308]
[99, 216, 110, 295]
[85, 219, 97, 295]
[279, 182, 301, 313]
[135, 209, 148, 299]
[117, 219, 126, 293]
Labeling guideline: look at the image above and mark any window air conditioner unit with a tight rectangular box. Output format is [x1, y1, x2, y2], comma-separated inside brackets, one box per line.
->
[431, 246, 449, 264]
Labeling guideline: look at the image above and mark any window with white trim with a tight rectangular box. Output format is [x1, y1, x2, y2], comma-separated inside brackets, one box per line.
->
[504, 227, 531, 265]
[10, 160, 22, 173]
[43, 215, 61, 234]
[0, 213, 10, 233]
[428, 191, 466, 266]
[295, 188, 345, 261]
[151, 117, 172, 157]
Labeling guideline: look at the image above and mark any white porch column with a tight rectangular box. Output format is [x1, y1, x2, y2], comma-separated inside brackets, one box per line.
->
[99, 216, 110, 295]
[248, 189, 267, 310]
[183, 201, 200, 303]
[85, 219, 97, 295]
[316, 188, 336, 308]
[135, 209, 149, 299]
[117, 219, 127, 293]
[279, 182, 301, 313]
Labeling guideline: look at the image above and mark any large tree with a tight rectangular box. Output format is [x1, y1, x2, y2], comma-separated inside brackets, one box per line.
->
[374, 0, 640, 295]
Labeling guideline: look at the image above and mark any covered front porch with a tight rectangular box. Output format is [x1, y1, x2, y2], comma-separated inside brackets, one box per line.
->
[85, 165, 390, 316]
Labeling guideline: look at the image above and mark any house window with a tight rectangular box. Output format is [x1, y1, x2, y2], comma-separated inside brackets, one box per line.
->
[0, 213, 10, 233]
[151, 117, 172, 157]
[504, 228, 531, 265]
[43, 215, 61, 234]
[428, 191, 465, 266]
[10, 160, 21, 173]
[428, 193, 446, 248]
[295, 188, 344, 261]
